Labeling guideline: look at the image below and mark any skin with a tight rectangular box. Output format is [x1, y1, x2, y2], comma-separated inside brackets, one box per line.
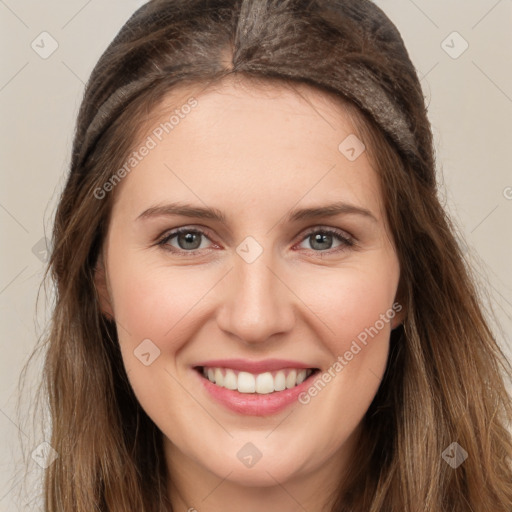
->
[95, 75, 404, 512]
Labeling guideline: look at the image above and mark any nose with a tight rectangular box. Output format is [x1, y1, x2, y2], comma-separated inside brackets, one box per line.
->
[215, 249, 296, 346]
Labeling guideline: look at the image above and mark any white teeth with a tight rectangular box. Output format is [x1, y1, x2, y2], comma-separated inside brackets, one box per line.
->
[274, 370, 286, 391]
[214, 368, 224, 387]
[296, 369, 307, 385]
[223, 369, 238, 390]
[238, 371, 256, 393]
[200, 366, 314, 394]
[255, 372, 274, 394]
[285, 369, 297, 389]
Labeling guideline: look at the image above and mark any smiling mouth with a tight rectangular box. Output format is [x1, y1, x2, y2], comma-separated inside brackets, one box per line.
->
[194, 366, 321, 394]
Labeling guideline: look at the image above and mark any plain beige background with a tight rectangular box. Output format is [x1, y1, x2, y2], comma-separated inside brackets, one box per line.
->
[1, 0, 511, 510]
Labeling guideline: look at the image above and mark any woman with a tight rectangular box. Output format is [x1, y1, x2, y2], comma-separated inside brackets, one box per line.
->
[26, 0, 512, 510]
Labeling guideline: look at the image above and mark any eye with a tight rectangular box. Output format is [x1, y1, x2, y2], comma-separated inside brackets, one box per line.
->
[156, 226, 355, 256]
[157, 227, 215, 255]
[296, 227, 355, 254]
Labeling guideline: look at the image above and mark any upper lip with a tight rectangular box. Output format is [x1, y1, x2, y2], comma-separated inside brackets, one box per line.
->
[193, 358, 318, 374]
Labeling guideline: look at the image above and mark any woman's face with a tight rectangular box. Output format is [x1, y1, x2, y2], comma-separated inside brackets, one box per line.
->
[96, 77, 402, 503]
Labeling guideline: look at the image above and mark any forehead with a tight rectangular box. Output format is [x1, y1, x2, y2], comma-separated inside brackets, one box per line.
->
[110, 75, 383, 221]
[133, 75, 360, 153]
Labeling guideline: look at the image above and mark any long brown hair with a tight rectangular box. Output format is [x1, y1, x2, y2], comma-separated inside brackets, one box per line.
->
[19, 0, 512, 510]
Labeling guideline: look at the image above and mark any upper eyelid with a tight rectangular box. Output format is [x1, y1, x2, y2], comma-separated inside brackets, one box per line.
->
[300, 225, 354, 240]
[158, 226, 216, 244]
[158, 225, 355, 248]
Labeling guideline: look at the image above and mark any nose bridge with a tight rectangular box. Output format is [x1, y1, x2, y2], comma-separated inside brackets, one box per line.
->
[216, 246, 295, 344]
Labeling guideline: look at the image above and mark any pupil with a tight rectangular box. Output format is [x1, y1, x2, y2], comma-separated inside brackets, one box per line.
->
[311, 233, 332, 250]
[179, 232, 201, 249]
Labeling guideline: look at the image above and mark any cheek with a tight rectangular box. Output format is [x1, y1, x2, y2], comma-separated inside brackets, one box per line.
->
[110, 247, 399, 361]
[109, 257, 212, 346]
[107, 256, 210, 426]
[295, 259, 399, 352]
[291, 260, 398, 424]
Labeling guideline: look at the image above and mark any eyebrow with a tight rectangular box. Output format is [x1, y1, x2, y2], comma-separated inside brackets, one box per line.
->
[136, 201, 377, 224]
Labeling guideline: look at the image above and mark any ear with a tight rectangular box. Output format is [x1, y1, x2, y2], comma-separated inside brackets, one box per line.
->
[390, 303, 405, 330]
[390, 278, 406, 330]
[94, 252, 115, 320]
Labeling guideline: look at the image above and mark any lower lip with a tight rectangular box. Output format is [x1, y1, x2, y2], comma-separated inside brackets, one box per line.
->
[193, 368, 319, 416]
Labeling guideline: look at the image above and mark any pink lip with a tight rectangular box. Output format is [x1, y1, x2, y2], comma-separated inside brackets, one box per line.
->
[193, 358, 316, 373]
[191, 366, 320, 416]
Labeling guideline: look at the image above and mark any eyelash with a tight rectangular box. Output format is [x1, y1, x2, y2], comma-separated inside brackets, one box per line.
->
[155, 226, 356, 257]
